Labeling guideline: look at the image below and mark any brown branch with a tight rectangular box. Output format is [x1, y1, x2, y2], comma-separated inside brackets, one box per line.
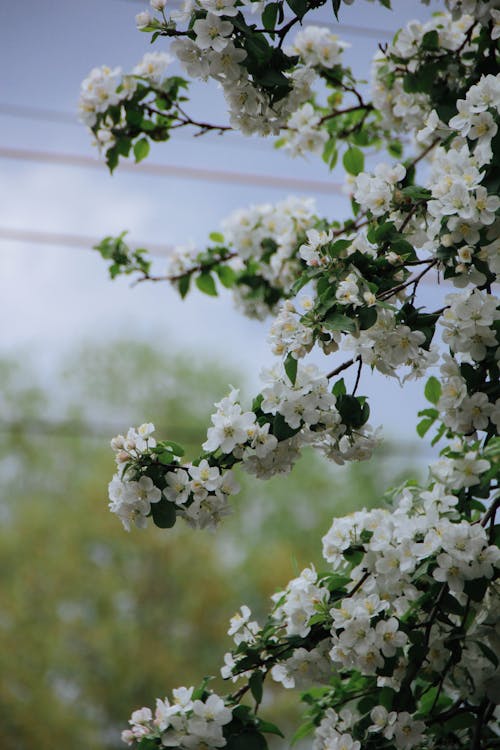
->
[145, 104, 231, 134]
[326, 357, 356, 380]
[132, 252, 237, 286]
[377, 259, 437, 301]
[319, 104, 373, 126]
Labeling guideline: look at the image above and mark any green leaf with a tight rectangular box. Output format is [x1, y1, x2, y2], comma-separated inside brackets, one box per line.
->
[133, 137, 150, 163]
[337, 394, 369, 429]
[137, 739, 160, 750]
[388, 140, 403, 158]
[285, 0, 307, 18]
[151, 498, 177, 529]
[226, 731, 267, 750]
[162, 440, 185, 457]
[441, 713, 476, 732]
[284, 352, 298, 385]
[416, 417, 434, 438]
[157, 450, 175, 465]
[215, 265, 236, 289]
[422, 29, 439, 50]
[257, 720, 284, 738]
[327, 239, 352, 258]
[358, 306, 377, 331]
[249, 672, 263, 704]
[273, 413, 300, 441]
[401, 185, 431, 201]
[475, 640, 499, 667]
[331, 0, 342, 19]
[424, 376, 442, 405]
[322, 139, 338, 170]
[196, 272, 218, 296]
[323, 312, 357, 334]
[292, 721, 315, 744]
[463, 577, 489, 602]
[332, 378, 346, 397]
[209, 232, 225, 243]
[262, 2, 279, 30]
[178, 274, 190, 299]
[342, 146, 365, 176]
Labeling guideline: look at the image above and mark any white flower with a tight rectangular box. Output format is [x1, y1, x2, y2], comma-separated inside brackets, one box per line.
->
[133, 52, 173, 83]
[136, 10, 154, 28]
[193, 13, 234, 52]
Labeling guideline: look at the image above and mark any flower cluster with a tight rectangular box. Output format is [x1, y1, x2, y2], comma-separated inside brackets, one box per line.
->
[221, 196, 317, 318]
[371, 12, 477, 136]
[108, 424, 239, 531]
[78, 52, 174, 151]
[122, 687, 233, 748]
[87, 1, 500, 747]
[219, 443, 500, 748]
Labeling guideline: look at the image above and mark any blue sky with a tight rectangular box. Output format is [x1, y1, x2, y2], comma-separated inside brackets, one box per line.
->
[0, 0, 446, 445]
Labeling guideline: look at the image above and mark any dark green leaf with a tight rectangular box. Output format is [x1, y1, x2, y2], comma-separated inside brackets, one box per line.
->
[331, 0, 341, 19]
[257, 720, 284, 738]
[151, 498, 177, 529]
[284, 352, 298, 385]
[285, 0, 307, 18]
[178, 274, 190, 299]
[463, 577, 489, 602]
[249, 672, 263, 704]
[273, 413, 300, 441]
[358, 306, 377, 330]
[441, 713, 476, 732]
[421, 29, 439, 50]
[337, 394, 368, 428]
[262, 2, 279, 30]
[226, 731, 267, 750]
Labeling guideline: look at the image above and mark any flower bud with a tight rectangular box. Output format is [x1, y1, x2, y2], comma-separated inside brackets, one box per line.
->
[136, 10, 153, 28]
[151, 0, 167, 9]
[386, 251, 400, 265]
[110, 435, 125, 451]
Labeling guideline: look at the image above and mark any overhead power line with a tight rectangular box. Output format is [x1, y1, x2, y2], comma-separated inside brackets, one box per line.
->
[0, 103, 279, 154]
[0, 145, 345, 194]
[0, 227, 172, 257]
[0, 225, 438, 291]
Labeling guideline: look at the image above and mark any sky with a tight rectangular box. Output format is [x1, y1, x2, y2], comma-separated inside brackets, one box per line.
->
[0, 0, 447, 448]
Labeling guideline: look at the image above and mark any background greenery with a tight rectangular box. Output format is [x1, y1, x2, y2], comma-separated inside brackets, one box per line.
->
[0, 341, 420, 749]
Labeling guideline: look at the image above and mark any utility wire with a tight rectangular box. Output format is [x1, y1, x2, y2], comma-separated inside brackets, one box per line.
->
[0, 227, 172, 257]
[0, 225, 438, 289]
[0, 102, 281, 154]
[0, 145, 346, 194]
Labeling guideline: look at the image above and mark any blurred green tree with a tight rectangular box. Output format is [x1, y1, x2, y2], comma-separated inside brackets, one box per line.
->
[0, 342, 418, 749]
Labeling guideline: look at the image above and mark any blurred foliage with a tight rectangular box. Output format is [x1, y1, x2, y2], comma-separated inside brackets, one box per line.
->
[0, 341, 420, 749]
